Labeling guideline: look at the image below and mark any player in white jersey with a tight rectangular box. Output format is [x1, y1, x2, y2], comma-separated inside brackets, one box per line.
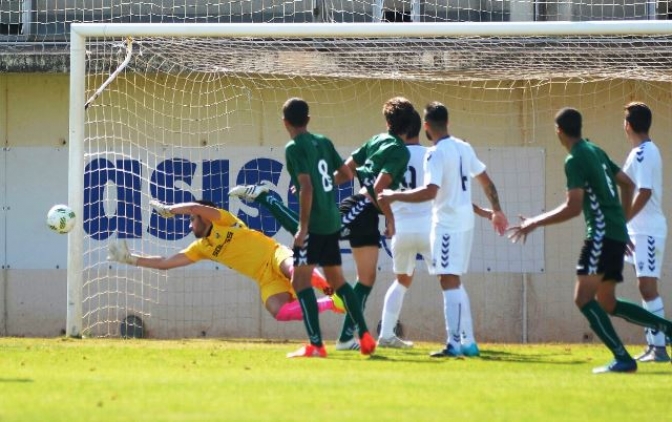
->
[377, 110, 432, 348]
[379, 102, 508, 357]
[622, 102, 670, 362]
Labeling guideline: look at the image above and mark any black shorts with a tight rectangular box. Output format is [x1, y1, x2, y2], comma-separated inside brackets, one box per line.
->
[339, 194, 381, 248]
[576, 237, 626, 282]
[293, 231, 342, 267]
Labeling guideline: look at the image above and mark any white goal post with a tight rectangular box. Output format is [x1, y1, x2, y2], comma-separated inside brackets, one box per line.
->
[68, 21, 672, 340]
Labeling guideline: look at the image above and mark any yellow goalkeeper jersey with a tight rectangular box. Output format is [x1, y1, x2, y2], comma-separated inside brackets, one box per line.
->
[181, 209, 281, 281]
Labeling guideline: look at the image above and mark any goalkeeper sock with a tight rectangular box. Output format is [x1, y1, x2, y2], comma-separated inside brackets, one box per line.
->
[254, 192, 299, 235]
[275, 297, 337, 322]
[296, 288, 323, 347]
[612, 298, 672, 338]
[580, 300, 631, 361]
[380, 281, 407, 339]
[336, 283, 371, 339]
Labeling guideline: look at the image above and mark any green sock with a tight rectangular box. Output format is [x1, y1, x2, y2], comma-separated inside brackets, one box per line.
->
[338, 282, 372, 342]
[254, 192, 299, 235]
[580, 300, 631, 361]
[296, 288, 322, 347]
[612, 299, 672, 336]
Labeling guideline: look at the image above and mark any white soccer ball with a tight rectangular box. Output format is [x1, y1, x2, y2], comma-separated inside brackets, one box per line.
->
[46, 204, 76, 234]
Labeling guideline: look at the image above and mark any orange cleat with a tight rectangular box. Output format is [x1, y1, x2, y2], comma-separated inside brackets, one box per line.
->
[359, 332, 376, 356]
[287, 344, 327, 358]
[311, 269, 333, 295]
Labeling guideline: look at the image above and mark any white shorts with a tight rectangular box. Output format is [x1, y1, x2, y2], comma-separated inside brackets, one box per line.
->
[392, 231, 432, 276]
[430, 228, 473, 276]
[625, 234, 666, 278]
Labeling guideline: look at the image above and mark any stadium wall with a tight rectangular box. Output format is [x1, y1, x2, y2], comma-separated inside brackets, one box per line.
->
[1, 72, 670, 344]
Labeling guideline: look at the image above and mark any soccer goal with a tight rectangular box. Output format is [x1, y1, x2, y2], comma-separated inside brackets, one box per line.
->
[68, 21, 672, 341]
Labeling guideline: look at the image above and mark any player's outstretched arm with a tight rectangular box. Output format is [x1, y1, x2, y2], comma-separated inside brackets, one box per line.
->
[108, 240, 193, 270]
[508, 188, 583, 244]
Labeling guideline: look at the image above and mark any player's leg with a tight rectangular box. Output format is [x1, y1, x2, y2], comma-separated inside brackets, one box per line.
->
[453, 229, 479, 356]
[273, 295, 344, 321]
[286, 233, 326, 358]
[578, 276, 636, 373]
[598, 237, 672, 356]
[269, 252, 342, 322]
[429, 229, 472, 358]
[336, 195, 380, 350]
[630, 235, 669, 362]
[378, 232, 415, 348]
[229, 184, 300, 235]
[636, 276, 670, 361]
[320, 230, 376, 356]
[573, 239, 636, 373]
[429, 273, 463, 358]
[336, 244, 378, 349]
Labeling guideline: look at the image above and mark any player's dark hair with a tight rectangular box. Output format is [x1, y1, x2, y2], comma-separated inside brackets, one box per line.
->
[624, 101, 652, 134]
[407, 109, 422, 139]
[195, 199, 217, 208]
[282, 97, 310, 127]
[554, 107, 582, 138]
[424, 101, 449, 132]
[383, 96, 415, 136]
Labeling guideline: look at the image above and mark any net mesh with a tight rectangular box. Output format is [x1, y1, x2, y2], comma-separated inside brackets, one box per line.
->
[77, 28, 671, 341]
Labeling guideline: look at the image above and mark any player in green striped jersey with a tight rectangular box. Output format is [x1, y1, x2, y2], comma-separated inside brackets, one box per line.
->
[509, 107, 672, 373]
[281, 98, 376, 358]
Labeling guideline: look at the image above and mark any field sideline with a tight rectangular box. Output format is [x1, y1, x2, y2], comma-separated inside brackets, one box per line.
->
[0, 338, 670, 422]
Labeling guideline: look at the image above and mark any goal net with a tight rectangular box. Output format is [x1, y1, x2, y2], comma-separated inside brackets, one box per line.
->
[68, 22, 672, 342]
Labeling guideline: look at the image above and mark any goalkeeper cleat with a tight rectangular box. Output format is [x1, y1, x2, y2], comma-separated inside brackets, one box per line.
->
[430, 343, 463, 358]
[592, 358, 637, 374]
[330, 294, 346, 314]
[377, 335, 414, 349]
[359, 332, 376, 356]
[335, 338, 360, 351]
[287, 344, 327, 358]
[461, 342, 481, 357]
[228, 183, 270, 201]
[634, 345, 671, 363]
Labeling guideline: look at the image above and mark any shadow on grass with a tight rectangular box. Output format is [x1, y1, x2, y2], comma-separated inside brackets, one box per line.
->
[479, 349, 587, 365]
[0, 378, 33, 383]
[327, 348, 589, 365]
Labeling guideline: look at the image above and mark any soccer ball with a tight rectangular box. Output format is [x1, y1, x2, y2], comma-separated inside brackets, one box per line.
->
[46, 204, 76, 234]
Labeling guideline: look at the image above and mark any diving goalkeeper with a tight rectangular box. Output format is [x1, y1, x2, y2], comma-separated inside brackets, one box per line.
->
[107, 199, 344, 322]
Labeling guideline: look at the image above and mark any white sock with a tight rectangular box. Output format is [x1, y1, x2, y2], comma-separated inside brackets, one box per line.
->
[643, 296, 666, 347]
[459, 284, 476, 346]
[380, 281, 407, 339]
[443, 288, 462, 348]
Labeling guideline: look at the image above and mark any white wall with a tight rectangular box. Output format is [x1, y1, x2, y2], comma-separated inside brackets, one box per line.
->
[2, 73, 670, 345]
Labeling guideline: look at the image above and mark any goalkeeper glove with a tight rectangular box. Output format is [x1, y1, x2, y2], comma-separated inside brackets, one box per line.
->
[108, 240, 139, 265]
[150, 199, 174, 218]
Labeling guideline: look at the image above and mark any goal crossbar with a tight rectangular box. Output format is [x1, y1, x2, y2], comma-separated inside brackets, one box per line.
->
[71, 21, 672, 38]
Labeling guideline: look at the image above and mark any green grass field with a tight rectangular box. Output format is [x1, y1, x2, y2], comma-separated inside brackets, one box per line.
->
[0, 338, 670, 422]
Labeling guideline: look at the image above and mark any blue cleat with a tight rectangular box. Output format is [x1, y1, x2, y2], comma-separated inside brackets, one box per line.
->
[430, 343, 463, 358]
[461, 343, 480, 357]
[592, 358, 637, 374]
